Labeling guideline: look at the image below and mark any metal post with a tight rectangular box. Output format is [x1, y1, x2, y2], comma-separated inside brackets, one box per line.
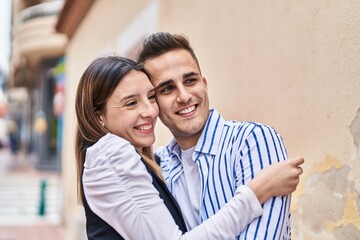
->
[38, 178, 47, 216]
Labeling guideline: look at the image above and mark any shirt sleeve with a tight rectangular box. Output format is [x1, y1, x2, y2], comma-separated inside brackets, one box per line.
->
[83, 133, 263, 240]
[234, 123, 291, 239]
[182, 185, 263, 240]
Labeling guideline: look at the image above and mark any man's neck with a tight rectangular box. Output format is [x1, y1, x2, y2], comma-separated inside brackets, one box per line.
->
[175, 132, 201, 150]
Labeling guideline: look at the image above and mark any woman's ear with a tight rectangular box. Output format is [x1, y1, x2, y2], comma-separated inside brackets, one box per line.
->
[96, 111, 105, 127]
[99, 115, 105, 127]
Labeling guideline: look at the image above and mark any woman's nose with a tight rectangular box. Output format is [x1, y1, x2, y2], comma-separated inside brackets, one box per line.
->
[140, 101, 158, 118]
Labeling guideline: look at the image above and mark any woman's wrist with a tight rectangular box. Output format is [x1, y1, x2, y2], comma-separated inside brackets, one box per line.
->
[247, 178, 272, 204]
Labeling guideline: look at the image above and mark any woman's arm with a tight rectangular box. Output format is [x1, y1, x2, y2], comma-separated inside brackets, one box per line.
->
[83, 133, 263, 240]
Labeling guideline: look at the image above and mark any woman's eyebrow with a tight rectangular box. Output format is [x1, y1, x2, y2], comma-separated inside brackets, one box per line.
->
[112, 94, 137, 108]
[116, 94, 136, 104]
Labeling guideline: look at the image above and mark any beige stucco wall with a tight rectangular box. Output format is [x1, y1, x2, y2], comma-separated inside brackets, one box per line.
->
[158, 1, 360, 239]
[61, 0, 360, 239]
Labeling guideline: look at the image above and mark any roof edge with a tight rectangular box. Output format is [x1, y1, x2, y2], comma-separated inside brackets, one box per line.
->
[55, 0, 95, 39]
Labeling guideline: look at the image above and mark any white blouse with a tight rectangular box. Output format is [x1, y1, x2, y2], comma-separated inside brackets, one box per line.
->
[83, 133, 262, 240]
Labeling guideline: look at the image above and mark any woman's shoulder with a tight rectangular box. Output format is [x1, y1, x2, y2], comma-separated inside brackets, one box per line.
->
[85, 133, 137, 168]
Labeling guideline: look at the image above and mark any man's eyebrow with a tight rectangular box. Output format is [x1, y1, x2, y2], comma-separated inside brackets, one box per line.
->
[154, 80, 174, 90]
[153, 72, 199, 91]
[183, 72, 200, 78]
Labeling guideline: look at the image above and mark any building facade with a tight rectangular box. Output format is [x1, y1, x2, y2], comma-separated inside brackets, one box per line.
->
[9, 0, 66, 170]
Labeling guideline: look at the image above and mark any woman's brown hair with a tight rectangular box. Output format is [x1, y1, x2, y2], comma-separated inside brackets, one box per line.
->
[75, 55, 162, 202]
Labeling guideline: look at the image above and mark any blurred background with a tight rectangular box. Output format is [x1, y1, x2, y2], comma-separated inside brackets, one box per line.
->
[0, 0, 359, 239]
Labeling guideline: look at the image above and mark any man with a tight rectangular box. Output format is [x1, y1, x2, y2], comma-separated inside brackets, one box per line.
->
[138, 32, 298, 239]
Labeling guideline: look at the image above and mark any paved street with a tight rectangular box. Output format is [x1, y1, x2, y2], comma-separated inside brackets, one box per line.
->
[0, 147, 65, 240]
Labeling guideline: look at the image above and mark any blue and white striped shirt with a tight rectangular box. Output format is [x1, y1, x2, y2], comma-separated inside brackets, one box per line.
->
[156, 109, 291, 239]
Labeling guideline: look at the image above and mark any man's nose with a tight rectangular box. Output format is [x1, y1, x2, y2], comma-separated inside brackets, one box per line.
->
[176, 86, 192, 103]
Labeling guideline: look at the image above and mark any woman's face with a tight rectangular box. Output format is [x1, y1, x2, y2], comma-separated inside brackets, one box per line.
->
[100, 70, 159, 149]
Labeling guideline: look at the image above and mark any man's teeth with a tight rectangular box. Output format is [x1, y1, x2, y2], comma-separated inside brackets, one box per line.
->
[178, 106, 195, 115]
[138, 124, 152, 130]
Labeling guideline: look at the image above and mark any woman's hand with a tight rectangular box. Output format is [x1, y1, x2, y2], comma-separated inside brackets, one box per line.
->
[247, 156, 304, 204]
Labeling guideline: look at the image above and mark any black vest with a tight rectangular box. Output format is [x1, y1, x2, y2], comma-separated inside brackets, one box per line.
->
[82, 155, 187, 239]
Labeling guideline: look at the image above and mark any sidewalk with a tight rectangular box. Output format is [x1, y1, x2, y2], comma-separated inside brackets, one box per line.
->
[0, 147, 65, 240]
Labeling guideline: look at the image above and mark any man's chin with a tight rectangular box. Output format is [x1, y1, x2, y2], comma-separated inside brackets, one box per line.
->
[173, 124, 203, 137]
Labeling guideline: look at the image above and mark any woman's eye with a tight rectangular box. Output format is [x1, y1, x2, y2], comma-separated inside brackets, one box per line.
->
[125, 101, 137, 107]
[148, 94, 156, 101]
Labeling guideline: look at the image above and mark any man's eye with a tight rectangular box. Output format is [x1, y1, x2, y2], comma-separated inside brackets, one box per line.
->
[184, 78, 197, 85]
[159, 85, 175, 94]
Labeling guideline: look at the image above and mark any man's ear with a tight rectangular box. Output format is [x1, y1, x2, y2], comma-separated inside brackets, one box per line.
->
[202, 76, 208, 87]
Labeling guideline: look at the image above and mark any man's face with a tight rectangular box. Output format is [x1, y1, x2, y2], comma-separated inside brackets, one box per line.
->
[144, 49, 209, 149]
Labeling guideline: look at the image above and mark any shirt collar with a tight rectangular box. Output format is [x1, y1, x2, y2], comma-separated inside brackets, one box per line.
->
[166, 109, 225, 157]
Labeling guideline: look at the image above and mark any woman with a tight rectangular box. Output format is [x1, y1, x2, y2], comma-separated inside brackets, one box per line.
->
[75, 55, 303, 239]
